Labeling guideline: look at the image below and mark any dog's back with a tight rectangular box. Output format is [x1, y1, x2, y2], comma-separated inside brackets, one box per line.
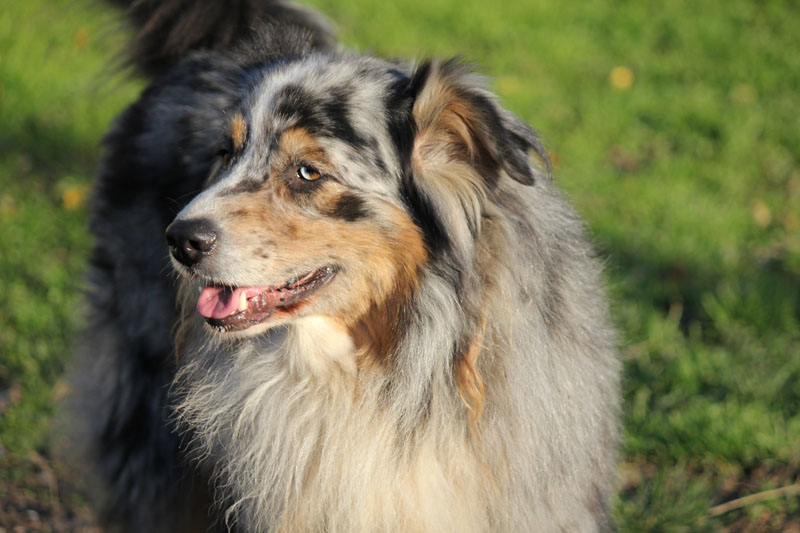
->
[76, 1, 619, 531]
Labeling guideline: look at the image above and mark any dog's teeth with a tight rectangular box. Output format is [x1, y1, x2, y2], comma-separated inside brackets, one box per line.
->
[238, 291, 248, 312]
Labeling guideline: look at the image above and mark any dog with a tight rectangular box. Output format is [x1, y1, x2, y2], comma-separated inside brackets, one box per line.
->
[74, 0, 620, 530]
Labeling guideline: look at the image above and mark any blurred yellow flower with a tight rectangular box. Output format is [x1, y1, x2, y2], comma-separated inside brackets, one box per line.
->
[609, 66, 634, 90]
[751, 199, 771, 228]
[496, 75, 522, 97]
[73, 27, 90, 50]
[730, 84, 756, 105]
[62, 185, 88, 210]
[0, 194, 18, 221]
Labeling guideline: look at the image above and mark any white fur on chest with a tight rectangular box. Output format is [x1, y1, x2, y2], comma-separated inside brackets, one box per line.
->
[181, 315, 492, 532]
[285, 315, 358, 380]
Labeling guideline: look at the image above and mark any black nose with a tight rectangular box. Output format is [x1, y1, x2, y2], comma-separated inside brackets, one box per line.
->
[165, 218, 218, 267]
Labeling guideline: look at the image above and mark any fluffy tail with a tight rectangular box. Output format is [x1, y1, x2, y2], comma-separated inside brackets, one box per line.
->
[108, 0, 336, 76]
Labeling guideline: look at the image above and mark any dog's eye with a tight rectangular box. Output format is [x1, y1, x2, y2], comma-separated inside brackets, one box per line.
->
[297, 164, 321, 181]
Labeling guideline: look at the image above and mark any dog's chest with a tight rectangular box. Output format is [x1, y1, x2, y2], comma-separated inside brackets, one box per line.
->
[192, 317, 494, 531]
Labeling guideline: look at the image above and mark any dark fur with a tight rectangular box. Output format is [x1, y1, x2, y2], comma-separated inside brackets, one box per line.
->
[78, 3, 334, 528]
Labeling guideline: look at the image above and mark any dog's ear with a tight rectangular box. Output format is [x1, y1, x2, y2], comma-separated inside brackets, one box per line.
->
[408, 59, 549, 188]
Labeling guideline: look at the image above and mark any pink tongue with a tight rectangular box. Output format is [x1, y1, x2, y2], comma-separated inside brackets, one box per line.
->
[197, 286, 267, 319]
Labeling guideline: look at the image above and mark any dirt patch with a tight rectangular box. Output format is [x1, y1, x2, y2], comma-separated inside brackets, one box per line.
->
[0, 448, 99, 532]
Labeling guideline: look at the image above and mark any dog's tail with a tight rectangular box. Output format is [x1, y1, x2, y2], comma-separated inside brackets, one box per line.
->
[108, 0, 336, 77]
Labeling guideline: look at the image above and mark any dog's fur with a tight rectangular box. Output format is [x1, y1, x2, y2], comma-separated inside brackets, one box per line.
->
[75, 1, 620, 531]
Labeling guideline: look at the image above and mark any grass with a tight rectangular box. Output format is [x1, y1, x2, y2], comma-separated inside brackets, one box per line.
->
[1, 0, 798, 529]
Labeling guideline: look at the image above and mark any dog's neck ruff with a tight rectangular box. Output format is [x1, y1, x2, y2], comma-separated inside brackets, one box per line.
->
[176, 299, 498, 531]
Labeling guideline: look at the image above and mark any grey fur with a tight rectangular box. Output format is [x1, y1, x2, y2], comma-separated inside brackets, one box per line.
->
[75, 1, 619, 531]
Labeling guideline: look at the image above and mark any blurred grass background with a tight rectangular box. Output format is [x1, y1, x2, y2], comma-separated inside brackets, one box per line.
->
[1, 0, 798, 530]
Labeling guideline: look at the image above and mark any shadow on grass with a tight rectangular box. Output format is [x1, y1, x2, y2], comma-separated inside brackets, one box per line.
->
[0, 117, 101, 181]
[605, 241, 800, 338]
[609, 236, 800, 412]
[602, 238, 800, 529]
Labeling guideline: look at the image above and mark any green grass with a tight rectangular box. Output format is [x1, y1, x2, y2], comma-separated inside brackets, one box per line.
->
[1, 0, 799, 529]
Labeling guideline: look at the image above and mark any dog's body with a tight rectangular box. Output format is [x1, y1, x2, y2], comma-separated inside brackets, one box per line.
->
[76, 1, 619, 530]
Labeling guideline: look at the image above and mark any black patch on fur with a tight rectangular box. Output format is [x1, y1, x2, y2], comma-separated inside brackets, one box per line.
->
[399, 176, 449, 257]
[112, 0, 336, 77]
[456, 88, 505, 188]
[274, 83, 367, 150]
[383, 66, 450, 257]
[372, 155, 388, 175]
[461, 88, 536, 186]
[327, 192, 369, 221]
[274, 84, 323, 131]
[321, 84, 367, 149]
[407, 61, 434, 102]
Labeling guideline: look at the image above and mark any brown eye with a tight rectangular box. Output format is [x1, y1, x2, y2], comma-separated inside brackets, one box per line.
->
[297, 164, 321, 181]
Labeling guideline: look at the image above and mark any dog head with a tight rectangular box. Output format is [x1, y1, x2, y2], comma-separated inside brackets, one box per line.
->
[166, 56, 548, 342]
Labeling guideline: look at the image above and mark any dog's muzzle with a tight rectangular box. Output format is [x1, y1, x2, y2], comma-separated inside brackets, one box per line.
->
[165, 218, 218, 268]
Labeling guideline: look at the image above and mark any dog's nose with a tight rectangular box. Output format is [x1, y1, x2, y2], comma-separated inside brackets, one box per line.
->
[165, 218, 218, 267]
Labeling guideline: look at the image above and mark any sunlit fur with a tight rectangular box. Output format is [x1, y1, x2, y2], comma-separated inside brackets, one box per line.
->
[76, 1, 620, 531]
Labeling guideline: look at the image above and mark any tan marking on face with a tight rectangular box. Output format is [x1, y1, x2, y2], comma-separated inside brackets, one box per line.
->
[275, 127, 327, 167]
[333, 205, 427, 365]
[285, 221, 299, 240]
[225, 185, 427, 361]
[231, 112, 248, 152]
[179, 125, 429, 363]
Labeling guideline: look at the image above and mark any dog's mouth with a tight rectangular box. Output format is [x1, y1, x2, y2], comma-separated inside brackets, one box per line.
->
[197, 266, 337, 332]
